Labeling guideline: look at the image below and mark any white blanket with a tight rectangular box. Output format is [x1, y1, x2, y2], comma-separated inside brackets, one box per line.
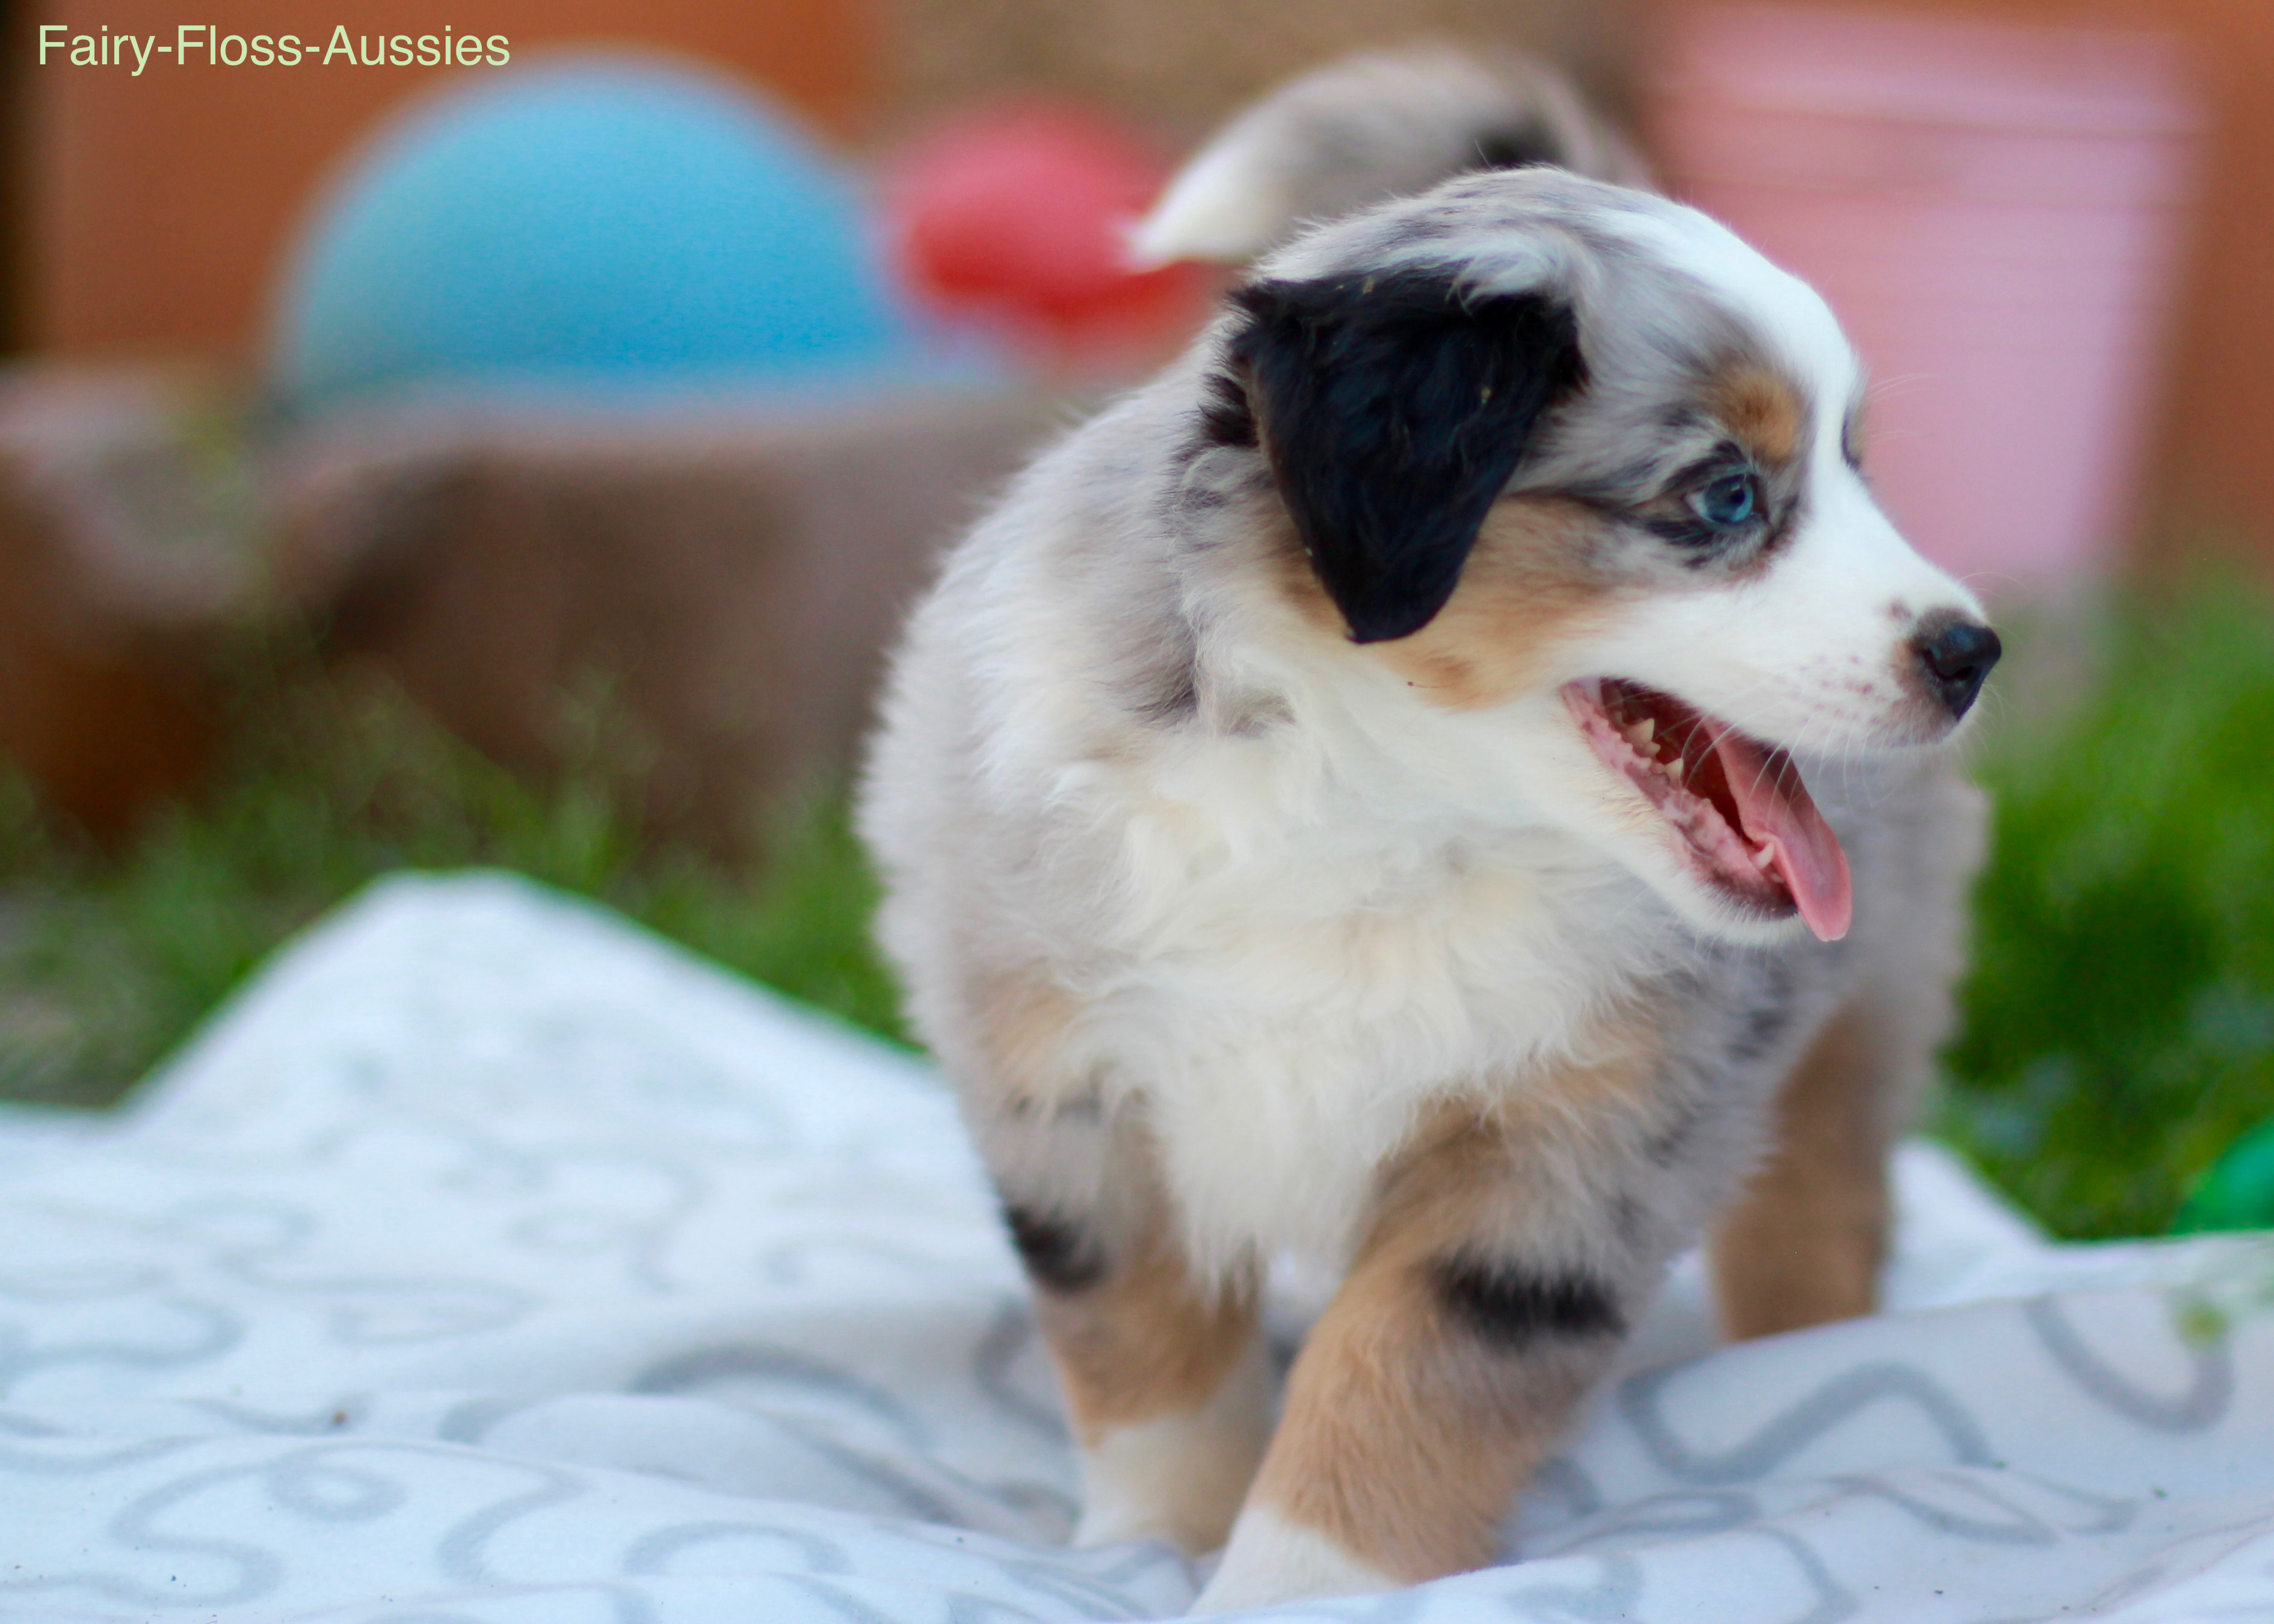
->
[4, 872, 2270, 1622]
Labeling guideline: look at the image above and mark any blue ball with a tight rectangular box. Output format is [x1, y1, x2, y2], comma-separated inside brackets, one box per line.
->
[274, 57, 928, 407]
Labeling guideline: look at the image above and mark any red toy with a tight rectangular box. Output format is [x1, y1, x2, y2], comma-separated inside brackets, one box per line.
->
[883, 102, 1208, 367]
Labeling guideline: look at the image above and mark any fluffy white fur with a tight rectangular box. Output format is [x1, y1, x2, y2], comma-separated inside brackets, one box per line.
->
[1071, 1336, 1273, 1551]
[1195, 1505, 1402, 1614]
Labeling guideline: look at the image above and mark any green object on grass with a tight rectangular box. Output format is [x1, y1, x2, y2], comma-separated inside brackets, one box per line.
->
[2172, 1118, 2274, 1234]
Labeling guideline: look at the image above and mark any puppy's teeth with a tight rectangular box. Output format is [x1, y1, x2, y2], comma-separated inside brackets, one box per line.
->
[1666, 757, 1684, 784]
[1754, 846, 1776, 869]
[1633, 718, 1655, 746]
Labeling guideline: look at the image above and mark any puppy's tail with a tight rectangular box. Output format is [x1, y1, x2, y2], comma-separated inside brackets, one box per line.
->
[1129, 47, 1650, 268]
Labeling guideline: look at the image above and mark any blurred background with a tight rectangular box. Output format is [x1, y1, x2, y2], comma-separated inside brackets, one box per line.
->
[4, 0, 2273, 1241]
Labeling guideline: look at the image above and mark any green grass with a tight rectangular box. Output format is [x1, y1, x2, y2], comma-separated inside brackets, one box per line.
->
[0, 645, 903, 1109]
[1937, 579, 2274, 1237]
[6, 585, 2274, 1241]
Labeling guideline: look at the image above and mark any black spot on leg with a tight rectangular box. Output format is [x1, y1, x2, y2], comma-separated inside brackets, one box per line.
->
[1002, 1204, 1106, 1293]
[1430, 1255, 1625, 1350]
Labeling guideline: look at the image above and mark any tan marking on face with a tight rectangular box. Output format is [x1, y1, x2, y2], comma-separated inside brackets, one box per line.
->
[1712, 998, 1892, 1340]
[1704, 361, 1807, 467]
[1262, 508, 1358, 642]
[1245, 1030, 1663, 1583]
[1264, 496, 1620, 710]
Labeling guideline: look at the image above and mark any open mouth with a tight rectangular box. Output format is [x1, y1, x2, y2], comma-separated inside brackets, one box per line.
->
[1562, 678, 1852, 942]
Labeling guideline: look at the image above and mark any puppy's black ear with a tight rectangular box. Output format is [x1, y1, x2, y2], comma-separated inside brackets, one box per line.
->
[1225, 269, 1585, 642]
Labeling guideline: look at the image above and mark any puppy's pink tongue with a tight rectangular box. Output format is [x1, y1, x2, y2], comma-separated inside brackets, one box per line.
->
[1714, 732, 1853, 942]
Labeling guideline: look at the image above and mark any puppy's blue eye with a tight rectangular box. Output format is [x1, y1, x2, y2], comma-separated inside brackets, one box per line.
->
[1692, 473, 1760, 528]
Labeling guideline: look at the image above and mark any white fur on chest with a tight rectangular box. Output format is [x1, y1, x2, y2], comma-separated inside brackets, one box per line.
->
[1046, 733, 1665, 1280]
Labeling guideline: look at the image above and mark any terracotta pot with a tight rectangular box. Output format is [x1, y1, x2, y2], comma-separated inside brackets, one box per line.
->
[1651, 4, 2201, 591]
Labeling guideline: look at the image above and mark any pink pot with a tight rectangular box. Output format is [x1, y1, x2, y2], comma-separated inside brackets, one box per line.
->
[1650, 4, 2201, 591]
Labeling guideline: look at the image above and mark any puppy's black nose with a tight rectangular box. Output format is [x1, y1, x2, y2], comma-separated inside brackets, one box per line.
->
[1912, 614, 2001, 720]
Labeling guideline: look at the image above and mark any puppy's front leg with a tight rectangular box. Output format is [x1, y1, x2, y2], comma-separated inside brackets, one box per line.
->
[1711, 997, 1894, 1339]
[985, 1107, 1269, 1557]
[1195, 1112, 1638, 1613]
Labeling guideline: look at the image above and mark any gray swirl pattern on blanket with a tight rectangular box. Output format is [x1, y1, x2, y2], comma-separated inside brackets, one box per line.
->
[1, 873, 2269, 1623]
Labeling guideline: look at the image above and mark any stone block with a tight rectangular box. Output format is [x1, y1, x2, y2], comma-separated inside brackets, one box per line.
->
[0, 367, 254, 838]
[272, 387, 1065, 849]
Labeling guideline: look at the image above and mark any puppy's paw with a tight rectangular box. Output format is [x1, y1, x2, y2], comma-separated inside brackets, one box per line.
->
[1070, 1336, 1272, 1556]
[1190, 1504, 1402, 1613]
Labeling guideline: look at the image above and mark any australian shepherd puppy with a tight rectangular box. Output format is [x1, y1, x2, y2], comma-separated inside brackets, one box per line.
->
[860, 49, 2000, 1613]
